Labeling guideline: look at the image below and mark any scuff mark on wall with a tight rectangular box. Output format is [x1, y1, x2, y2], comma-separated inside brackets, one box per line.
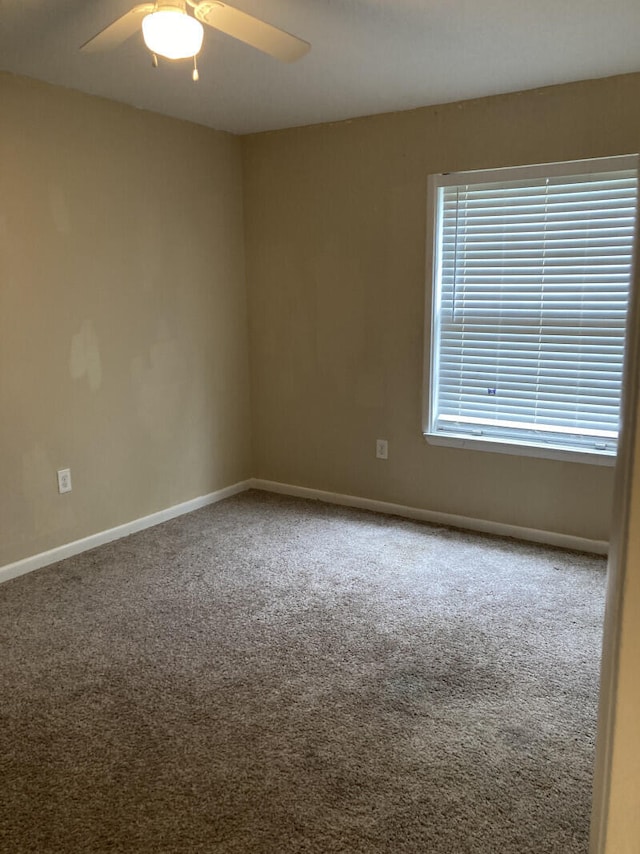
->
[70, 320, 102, 391]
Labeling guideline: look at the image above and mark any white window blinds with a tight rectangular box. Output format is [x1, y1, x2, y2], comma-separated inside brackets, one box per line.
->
[428, 157, 638, 458]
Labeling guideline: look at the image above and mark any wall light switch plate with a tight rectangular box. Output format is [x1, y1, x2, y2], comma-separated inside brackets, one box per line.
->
[57, 468, 72, 494]
[376, 439, 388, 460]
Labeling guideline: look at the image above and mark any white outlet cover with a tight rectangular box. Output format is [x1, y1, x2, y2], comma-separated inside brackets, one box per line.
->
[57, 468, 72, 494]
[376, 439, 388, 460]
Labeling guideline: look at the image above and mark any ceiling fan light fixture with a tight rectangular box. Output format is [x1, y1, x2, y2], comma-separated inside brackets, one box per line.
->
[142, 9, 204, 60]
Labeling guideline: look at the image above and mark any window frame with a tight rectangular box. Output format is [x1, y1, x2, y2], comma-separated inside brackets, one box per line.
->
[422, 154, 639, 467]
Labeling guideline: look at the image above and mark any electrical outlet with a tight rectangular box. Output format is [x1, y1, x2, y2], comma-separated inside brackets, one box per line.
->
[376, 439, 388, 460]
[57, 468, 72, 494]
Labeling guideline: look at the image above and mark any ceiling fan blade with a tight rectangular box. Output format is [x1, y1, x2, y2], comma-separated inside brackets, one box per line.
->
[81, 4, 154, 53]
[193, 2, 310, 62]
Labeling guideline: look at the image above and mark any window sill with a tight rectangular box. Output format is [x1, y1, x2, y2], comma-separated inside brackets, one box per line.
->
[423, 431, 617, 466]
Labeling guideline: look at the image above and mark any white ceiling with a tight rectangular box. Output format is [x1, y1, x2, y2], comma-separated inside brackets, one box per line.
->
[1, 0, 640, 135]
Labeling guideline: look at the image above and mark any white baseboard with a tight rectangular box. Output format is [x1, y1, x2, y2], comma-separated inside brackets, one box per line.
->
[1, 475, 607, 586]
[0, 480, 252, 586]
[249, 478, 609, 555]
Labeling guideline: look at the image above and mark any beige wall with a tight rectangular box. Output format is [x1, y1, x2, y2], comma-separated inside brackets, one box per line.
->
[2, 71, 639, 562]
[0, 73, 252, 567]
[242, 73, 640, 541]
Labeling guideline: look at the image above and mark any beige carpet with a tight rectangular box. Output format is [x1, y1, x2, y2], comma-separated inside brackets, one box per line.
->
[0, 490, 606, 853]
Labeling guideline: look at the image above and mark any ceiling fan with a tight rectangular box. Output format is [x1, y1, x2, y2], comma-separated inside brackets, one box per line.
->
[81, 0, 310, 81]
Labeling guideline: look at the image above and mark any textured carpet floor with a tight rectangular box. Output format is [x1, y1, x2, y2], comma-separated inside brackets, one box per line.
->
[0, 490, 606, 853]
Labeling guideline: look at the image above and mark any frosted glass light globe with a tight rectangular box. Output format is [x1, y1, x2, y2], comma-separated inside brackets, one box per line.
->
[142, 9, 204, 60]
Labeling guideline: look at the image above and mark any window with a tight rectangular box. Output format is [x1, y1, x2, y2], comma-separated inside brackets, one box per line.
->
[424, 156, 638, 464]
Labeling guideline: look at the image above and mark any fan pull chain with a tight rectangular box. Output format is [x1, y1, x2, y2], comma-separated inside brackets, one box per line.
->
[192, 55, 199, 82]
[151, 53, 158, 67]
